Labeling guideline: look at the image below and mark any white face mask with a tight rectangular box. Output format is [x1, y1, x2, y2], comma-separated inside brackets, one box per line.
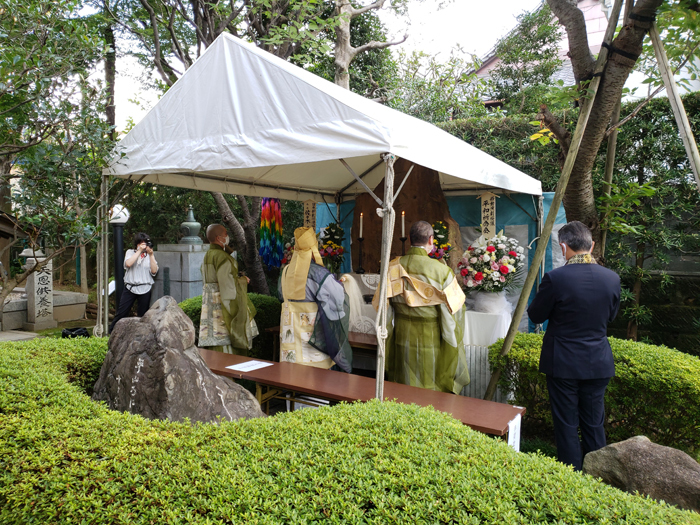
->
[224, 235, 230, 246]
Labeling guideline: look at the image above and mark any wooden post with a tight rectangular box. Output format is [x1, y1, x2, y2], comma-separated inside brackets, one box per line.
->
[600, 100, 621, 259]
[483, 0, 624, 401]
[649, 23, 700, 192]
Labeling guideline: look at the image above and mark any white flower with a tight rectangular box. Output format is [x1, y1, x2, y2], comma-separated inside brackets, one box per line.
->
[482, 254, 490, 262]
[497, 243, 506, 250]
[517, 246, 524, 253]
[437, 234, 445, 239]
[508, 265, 515, 272]
[471, 235, 488, 250]
[468, 257, 475, 264]
[466, 279, 475, 287]
[491, 273, 500, 281]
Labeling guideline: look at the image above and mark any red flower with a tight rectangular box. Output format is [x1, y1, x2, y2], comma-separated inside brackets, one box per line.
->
[467, 245, 473, 251]
[499, 265, 509, 275]
[460, 268, 469, 277]
[509, 251, 517, 257]
[474, 272, 484, 281]
[486, 246, 496, 253]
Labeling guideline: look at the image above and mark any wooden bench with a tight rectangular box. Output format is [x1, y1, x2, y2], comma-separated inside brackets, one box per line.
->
[200, 349, 525, 438]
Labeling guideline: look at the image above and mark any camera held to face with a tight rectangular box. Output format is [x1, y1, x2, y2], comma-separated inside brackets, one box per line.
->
[145, 239, 153, 248]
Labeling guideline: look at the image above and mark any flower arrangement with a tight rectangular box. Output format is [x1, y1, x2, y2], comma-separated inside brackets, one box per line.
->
[319, 222, 345, 275]
[457, 232, 525, 293]
[281, 242, 294, 265]
[428, 220, 452, 261]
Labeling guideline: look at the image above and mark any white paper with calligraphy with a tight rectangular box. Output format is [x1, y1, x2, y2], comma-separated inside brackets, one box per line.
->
[479, 192, 497, 238]
[26, 260, 54, 323]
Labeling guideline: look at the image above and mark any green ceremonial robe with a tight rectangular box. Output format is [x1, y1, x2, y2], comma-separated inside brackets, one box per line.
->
[199, 244, 256, 355]
[386, 247, 470, 393]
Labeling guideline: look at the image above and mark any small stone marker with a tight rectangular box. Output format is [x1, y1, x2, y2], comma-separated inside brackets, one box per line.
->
[23, 256, 57, 331]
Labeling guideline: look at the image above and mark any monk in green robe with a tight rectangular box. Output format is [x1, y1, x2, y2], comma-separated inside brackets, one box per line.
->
[199, 224, 258, 355]
[377, 220, 470, 393]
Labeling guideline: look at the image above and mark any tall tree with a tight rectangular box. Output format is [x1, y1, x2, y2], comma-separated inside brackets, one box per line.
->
[539, 0, 698, 257]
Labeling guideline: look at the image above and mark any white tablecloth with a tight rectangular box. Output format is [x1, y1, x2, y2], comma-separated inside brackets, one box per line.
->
[464, 311, 511, 347]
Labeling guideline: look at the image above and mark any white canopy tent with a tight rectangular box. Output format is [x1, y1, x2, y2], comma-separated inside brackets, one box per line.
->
[100, 32, 543, 399]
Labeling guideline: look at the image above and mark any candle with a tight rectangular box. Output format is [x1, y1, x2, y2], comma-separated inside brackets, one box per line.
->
[401, 211, 405, 238]
[359, 212, 363, 238]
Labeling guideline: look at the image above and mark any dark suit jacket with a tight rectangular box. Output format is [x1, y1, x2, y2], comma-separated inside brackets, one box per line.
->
[527, 262, 621, 379]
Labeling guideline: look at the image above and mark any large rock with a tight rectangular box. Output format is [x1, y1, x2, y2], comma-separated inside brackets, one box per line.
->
[583, 436, 700, 512]
[93, 296, 265, 423]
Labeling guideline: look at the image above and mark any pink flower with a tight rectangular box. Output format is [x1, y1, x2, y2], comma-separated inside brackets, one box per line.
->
[491, 262, 499, 271]
[499, 275, 506, 283]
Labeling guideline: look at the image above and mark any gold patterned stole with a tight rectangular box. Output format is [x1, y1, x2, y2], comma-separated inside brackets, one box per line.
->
[566, 253, 596, 265]
[372, 257, 466, 314]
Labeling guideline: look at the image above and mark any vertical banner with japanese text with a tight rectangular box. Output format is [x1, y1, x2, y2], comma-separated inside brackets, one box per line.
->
[480, 192, 497, 238]
[303, 199, 317, 229]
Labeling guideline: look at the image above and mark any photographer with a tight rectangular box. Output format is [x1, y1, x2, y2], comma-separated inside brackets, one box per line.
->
[109, 232, 159, 333]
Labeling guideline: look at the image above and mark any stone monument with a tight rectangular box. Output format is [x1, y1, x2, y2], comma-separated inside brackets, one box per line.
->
[151, 205, 209, 304]
[22, 249, 57, 331]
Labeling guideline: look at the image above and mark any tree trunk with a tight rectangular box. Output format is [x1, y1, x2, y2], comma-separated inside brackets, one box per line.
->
[105, 24, 116, 139]
[334, 1, 354, 90]
[546, 0, 663, 258]
[211, 192, 269, 295]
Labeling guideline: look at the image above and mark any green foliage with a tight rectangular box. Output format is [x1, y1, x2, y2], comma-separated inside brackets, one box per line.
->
[487, 3, 564, 115]
[439, 110, 572, 191]
[385, 50, 488, 124]
[179, 293, 281, 360]
[490, 333, 700, 459]
[2, 340, 700, 523]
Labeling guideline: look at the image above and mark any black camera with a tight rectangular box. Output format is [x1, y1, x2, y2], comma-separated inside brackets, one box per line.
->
[145, 239, 153, 248]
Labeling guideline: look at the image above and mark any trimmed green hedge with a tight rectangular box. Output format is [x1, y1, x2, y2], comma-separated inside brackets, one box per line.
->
[2, 339, 700, 524]
[179, 293, 281, 361]
[490, 333, 700, 459]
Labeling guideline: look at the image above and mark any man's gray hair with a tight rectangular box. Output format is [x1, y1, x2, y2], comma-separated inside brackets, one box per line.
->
[558, 221, 592, 252]
[410, 221, 434, 246]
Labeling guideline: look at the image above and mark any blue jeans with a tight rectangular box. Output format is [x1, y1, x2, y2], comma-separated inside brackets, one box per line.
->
[546, 376, 610, 471]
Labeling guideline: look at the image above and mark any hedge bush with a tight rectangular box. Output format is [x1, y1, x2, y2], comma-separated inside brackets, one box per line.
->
[2, 339, 700, 524]
[179, 293, 282, 361]
[490, 333, 700, 459]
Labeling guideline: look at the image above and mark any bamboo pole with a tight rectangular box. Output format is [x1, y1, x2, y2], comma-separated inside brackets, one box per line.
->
[483, 0, 624, 401]
[649, 23, 700, 192]
[374, 154, 396, 400]
[599, 100, 621, 260]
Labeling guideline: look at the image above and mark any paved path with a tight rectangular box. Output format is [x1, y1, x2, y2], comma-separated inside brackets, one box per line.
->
[0, 330, 40, 342]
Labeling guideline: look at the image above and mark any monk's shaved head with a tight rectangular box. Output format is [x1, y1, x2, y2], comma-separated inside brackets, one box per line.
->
[206, 224, 226, 243]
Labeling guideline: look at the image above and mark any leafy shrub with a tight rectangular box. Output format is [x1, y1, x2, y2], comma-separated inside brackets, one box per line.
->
[248, 293, 281, 361]
[179, 294, 281, 360]
[179, 295, 203, 335]
[2, 339, 699, 524]
[490, 333, 700, 459]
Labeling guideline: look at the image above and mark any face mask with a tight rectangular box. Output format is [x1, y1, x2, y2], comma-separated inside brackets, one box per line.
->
[224, 235, 230, 246]
[561, 243, 567, 258]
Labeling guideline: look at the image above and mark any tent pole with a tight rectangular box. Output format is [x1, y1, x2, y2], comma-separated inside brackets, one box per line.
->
[374, 154, 396, 401]
[339, 159, 384, 206]
[649, 22, 700, 192]
[483, 0, 623, 402]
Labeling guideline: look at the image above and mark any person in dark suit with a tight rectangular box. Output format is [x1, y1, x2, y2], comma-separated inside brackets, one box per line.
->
[527, 221, 621, 471]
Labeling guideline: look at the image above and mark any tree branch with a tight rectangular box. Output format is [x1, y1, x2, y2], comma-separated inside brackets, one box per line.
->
[546, 0, 596, 83]
[539, 104, 571, 156]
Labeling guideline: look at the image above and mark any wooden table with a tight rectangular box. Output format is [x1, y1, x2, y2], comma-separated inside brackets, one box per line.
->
[200, 349, 525, 437]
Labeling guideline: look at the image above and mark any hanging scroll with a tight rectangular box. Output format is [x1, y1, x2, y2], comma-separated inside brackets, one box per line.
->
[479, 192, 497, 238]
[303, 199, 316, 228]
